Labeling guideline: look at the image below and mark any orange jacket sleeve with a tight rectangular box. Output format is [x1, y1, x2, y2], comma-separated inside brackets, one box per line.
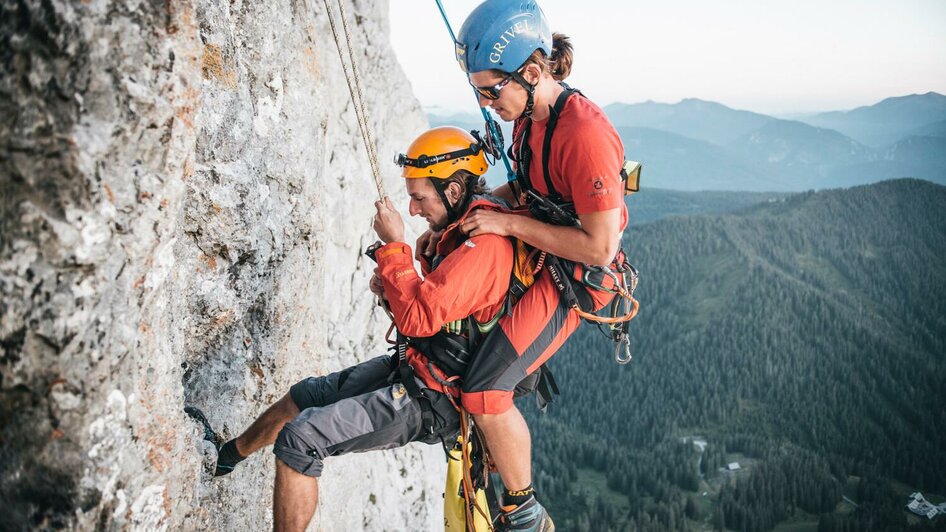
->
[376, 235, 513, 338]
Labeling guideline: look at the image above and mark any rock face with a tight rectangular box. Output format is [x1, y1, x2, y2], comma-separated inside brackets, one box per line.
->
[0, 0, 440, 529]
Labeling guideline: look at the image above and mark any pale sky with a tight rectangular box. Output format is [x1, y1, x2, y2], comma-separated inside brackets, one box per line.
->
[389, 0, 946, 116]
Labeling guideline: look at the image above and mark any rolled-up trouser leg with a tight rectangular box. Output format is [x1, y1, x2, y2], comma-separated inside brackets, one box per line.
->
[274, 368, 459, 477]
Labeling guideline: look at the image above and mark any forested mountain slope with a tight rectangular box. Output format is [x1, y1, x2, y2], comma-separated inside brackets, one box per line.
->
[626, 189, 789, 226]
[524, 179, 946, 531]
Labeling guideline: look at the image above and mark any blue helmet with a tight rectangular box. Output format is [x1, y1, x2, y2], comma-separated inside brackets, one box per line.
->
[455, 0, 553, 74]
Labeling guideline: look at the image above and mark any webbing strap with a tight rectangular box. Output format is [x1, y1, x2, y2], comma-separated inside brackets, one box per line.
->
[541, 87, 581, 202]
[544, 255, 595, 313]
[534, 364, 560, 412]
[511, 84, 581, 202]
[396, 333, 435, 434]
[512, 118, 533, 197]
[395, 144, 482, 169]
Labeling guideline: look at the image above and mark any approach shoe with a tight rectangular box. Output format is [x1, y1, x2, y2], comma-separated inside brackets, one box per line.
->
[184, 406, 235, 477]
[495, 496, 555, 532]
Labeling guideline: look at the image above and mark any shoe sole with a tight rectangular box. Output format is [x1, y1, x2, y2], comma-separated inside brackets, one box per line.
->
[184, 406, 221, 446]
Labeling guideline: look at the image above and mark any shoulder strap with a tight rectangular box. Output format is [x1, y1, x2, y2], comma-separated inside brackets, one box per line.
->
[541, 85, 582, 202]
[512, 117, 534, 197]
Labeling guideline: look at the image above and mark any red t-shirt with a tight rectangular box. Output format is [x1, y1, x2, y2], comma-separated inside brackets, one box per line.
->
[518, 94, 628, 228]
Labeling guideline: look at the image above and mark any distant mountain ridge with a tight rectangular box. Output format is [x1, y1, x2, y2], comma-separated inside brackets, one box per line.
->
[603, 98, 775, 145]
[800, 92, 946, 147]
[607, 93, 946, 190]
[427, 92, 946, 191]
[616, 126, 780, 191]
[626, 188, 789, 226]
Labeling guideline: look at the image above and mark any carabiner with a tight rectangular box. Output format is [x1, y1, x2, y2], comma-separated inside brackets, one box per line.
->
[582, 265, 621, 294]
[614, 335, 632, 365]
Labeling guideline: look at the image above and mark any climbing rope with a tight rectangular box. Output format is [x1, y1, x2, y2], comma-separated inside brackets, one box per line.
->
[459, 411, 494, 531]
[322, 0, 386, 200]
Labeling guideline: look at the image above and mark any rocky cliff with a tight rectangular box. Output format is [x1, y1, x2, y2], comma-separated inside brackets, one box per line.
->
[0, 0, 440, 529]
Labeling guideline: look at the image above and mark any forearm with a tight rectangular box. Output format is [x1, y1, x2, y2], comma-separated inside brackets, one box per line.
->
[376, 238, 512, 336]
[375, 244, 443, 337]
[508, 216, 619, 265]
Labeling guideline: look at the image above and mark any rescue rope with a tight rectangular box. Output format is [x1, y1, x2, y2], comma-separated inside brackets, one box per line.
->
[322, 0, 386, 200]
[573, 296, 639, 324]
[459, 411, 494, 531]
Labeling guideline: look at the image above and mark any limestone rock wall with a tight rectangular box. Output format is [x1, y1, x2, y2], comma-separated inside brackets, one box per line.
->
[0, 0, 439, 529]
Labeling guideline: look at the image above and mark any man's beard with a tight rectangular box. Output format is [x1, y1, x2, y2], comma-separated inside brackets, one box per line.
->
[429, 218, 449, 232]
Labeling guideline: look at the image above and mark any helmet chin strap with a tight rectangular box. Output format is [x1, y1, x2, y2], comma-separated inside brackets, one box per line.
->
[431, 176, 476, 229]
[511, 71, 536, 118]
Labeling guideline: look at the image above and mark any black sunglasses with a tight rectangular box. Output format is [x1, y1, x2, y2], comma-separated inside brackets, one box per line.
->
[470, 70, 520, 100]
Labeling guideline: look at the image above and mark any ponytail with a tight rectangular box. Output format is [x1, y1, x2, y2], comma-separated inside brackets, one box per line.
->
[549, 32, 573, 81]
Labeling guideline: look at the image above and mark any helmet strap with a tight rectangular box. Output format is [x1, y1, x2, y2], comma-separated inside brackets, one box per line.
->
[511, 71, 536, 118]
[430, 175, 476, 229]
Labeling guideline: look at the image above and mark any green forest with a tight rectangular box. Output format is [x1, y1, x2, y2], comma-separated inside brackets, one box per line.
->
[625, 189, 791, 227]
[519, 179, 946, 531]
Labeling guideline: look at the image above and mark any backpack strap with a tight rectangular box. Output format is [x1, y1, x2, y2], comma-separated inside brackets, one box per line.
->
[511, 117, 534, 198]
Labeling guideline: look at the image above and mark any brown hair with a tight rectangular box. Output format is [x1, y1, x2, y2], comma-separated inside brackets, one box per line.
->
[440, 168, 489, 199]
[488, 33, 573, 82]
[520, 32, 573, 81]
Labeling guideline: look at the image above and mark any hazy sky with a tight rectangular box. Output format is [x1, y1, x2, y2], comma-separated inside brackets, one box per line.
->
[388, 0, 946, 116]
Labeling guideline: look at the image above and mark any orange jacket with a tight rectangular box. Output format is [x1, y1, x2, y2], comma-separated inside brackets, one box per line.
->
[376, 198, 514, 394]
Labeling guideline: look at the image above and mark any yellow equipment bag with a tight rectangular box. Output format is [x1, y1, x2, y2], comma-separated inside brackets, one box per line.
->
[443, 436, 492, 531]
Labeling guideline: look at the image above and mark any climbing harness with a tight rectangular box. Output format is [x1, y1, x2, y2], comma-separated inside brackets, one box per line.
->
[322, 0, 385, 200]
[366, 234, 498, 532]
[510, 84, 643, 364]
[434, 0, 643, 362]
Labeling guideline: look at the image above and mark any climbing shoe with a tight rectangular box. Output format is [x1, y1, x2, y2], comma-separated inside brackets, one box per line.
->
[495, 496, 555, 532]
[184, 406, 219, 444]
[184, 406, 245, 477]
[213, 439, 245, 477]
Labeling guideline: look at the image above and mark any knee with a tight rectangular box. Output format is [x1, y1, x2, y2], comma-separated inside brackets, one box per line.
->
[470, 412, 496, 429]
[273, 420, 324, 478]
[471, 408, 513, 426]
[460, 390, 514, 416]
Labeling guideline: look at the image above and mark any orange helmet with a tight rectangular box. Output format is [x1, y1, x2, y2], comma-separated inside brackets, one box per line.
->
[395, 126, 488, 179]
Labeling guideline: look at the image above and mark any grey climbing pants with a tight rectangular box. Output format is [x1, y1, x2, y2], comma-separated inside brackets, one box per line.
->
[273, 355, 460, 477]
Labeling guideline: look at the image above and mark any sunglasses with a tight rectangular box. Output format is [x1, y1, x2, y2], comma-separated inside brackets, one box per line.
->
[470, 70, 520, 100]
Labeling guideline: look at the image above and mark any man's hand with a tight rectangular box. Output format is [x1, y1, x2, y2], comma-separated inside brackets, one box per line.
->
[373, 197, 405, 244]
[369, 268, 386, 300]
[415, 229, 444, 261]
[459, 209, 515, 237]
